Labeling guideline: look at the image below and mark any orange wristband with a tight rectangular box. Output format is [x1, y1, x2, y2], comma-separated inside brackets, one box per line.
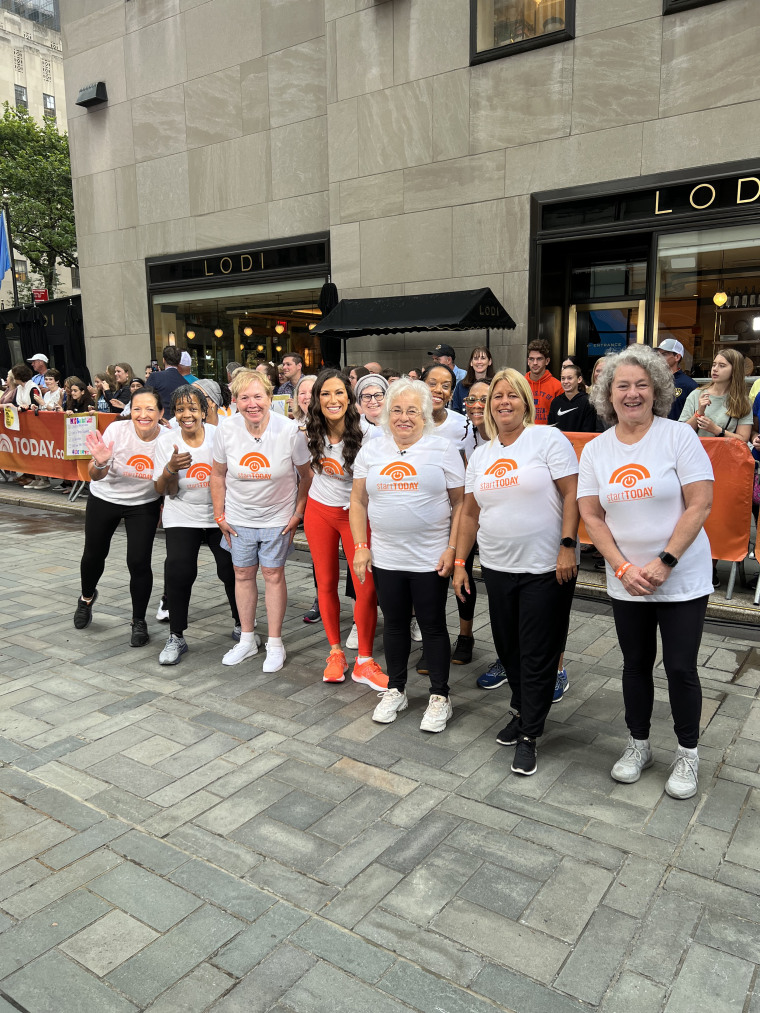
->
[454, 558, 467, 568]
[354, 542, 369, 550]
[215, 513, 225, 523]
[615, 562, 632, 579]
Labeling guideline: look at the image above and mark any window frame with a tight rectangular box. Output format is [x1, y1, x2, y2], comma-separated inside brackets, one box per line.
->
[14, 84, 28, 111]
[42, 92, 56, 119]
[14, 260, 28, 283]
[663, 0, 724, 13]
[470, 0, 575, 65]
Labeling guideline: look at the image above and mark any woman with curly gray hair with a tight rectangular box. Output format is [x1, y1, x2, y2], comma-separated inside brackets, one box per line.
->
[578, 345, 714, 801]
[349, 378, 465, 733]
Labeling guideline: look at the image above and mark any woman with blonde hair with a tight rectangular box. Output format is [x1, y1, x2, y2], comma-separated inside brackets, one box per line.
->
[679, 347, 752, 443]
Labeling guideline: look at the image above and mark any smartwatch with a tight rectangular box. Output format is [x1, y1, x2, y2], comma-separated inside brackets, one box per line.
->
[658, 551, 678, 568]
[560, 537, 577, 549]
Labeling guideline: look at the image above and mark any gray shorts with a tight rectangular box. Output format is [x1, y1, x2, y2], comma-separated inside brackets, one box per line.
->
[221, 524, 294, 569]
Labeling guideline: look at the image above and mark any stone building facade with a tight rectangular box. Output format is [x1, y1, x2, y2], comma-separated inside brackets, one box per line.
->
[60, 0, 760, 380]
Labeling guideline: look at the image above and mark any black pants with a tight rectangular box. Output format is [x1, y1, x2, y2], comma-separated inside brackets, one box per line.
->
[164, 527, 239, 635]
[80, 495, 161, 622]
[612, 595, 708, 749]
[455, 545, 477, 623]
[372, 567, 450, 697]
[482, 566, 576, 739]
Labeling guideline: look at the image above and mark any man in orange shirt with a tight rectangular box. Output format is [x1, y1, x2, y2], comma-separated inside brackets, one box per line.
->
[525, 339, 563, 425]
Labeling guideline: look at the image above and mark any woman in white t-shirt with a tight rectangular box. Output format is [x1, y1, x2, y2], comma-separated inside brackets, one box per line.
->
[422, 363, 468, 450]
[211, 369, 311, 674]
[350, 378, 465, 734]
[580, 346, 714, 801]
[74, 387, 164, 648]
[453, 368, 580, 777]
[152, 386, 241, 667]
[303, 369, 386, 689]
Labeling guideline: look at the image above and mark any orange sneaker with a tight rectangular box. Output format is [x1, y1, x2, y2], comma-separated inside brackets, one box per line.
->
[323, 650, 348, 683]
[351, 658, 388, 691]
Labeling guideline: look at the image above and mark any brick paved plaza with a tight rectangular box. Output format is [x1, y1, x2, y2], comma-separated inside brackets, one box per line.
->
[0, 502, 759, 1013]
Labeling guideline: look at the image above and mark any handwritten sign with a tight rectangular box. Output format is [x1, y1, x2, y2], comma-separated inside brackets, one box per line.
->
[2, 405, 19, 431]
[64, 415, 97, 459]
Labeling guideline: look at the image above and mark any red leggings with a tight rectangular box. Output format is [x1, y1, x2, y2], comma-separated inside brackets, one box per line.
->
[304, 497, 377, 656]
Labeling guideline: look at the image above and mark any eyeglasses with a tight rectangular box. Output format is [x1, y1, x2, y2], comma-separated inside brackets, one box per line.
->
[360, 392, 385, 403]
[464, 395, 487, 405]
[389, 407, 421, 419]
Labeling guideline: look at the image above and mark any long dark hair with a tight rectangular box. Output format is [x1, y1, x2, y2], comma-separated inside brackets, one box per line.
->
[306, 369, 363, 475]
[462, 346, 494, 387]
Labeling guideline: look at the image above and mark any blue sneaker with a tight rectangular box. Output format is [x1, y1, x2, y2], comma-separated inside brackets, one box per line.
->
[477, 659, 507, 690]
[552, 668, 569, 703]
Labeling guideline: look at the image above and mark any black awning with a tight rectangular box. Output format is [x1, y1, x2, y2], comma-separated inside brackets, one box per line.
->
[313, 287, 516, 339]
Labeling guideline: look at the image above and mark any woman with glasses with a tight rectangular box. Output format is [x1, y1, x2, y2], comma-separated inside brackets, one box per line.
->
[451, 346, 494, 415]
[351, 378, 464, 733]
[355, 373, 388, 425]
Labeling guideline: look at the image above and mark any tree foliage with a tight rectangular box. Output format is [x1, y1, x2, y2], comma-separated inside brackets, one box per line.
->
[0, 103, 77, 296]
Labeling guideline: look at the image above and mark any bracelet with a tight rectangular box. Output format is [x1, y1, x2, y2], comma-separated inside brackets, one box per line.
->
[354, 542, 369, 550]
[454, 558, 467, 568]
[164, 465, 177, 475]
[215, 513, 226, 523]
[91, 460, 110, 470]
[447, 544, 456, 551]
[615, 562, 632, 579]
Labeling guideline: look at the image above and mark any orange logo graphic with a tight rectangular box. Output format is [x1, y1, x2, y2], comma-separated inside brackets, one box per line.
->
[0, 434, 13, 454]
[485, 459, 518, 478]
[320, 458, 345, 476]
[126, 454, 153, 473]
[186, 463, 211, 483]
[610, 464, 651, 488]
[240, 452, 270, 473]
[379, 461, 417, 482]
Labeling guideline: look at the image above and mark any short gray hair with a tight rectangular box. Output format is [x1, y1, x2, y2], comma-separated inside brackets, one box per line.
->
[379, 377, 435, 435]
[590, 345, 675, 426]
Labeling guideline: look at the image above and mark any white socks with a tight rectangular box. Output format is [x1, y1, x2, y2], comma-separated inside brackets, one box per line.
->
[239, 632, 256, 647]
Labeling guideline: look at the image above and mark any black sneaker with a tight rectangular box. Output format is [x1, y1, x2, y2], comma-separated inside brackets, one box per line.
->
[511, 736, 537, 776]
[303, 598, 321, 624]
[73, 590, 98, 629]
[451, 634, 474, 665]
[496, 711, 520, 746]
[130, 619, 149, 647]
[416, 652, 429, 675]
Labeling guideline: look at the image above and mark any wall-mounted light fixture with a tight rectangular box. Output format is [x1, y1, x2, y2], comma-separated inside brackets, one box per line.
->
[75, 82, 108, 108]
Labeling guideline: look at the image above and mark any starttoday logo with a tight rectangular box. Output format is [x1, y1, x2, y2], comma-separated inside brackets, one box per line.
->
[319, 457, 345, 478]
[607, 464, 653, 503]
[239, 452, 271, 481]
[125, 454, 154, 480]
[377, 461, 418, 491]
[480, 458, 519, 490]
[186, 463, 211, 488]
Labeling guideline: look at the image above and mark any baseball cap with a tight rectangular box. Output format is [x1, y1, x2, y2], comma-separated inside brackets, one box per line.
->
[27, 352, 49, 363]
[656, 338, 685, 357]
[180, 350, 192, 366]
[427, 342, 455, 358]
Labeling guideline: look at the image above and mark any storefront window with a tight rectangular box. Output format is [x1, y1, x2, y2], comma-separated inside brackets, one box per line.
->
[654, 224, 760, 379]
[151, 278, 325, 381]
[472, 0, 574, 62]
[663, 0, 725, 14]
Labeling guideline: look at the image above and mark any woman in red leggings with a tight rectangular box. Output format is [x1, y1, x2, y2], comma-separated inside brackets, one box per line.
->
[304, 369, 387, 690]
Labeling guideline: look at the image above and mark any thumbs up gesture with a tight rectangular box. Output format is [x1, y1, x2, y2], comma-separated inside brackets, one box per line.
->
[169, 443, 192, 473]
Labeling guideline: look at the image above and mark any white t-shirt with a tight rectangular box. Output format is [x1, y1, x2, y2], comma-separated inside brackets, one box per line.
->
[678, 389, 753, 437]
[577, 416, 714, 602]
[213, 411, 310, 528]
[153, 426, 216, 528]
[434, 408, 468, 451]
[466, 427, 579, 574]
[42, 388, 62, 410]
[353, 434, 465, 572]
[309, 418, 382, 509]
[89, 420, 161, 506]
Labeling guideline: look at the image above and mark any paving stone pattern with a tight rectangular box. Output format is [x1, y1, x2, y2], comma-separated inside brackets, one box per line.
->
[0, 504, 759, 1012]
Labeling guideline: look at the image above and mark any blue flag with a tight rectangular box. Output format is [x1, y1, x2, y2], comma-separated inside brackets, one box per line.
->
[0, 211, 11, 280]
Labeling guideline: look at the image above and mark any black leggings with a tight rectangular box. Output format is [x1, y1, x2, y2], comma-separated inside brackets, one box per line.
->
[455, 545, 477, 622]
[372, 567, 451, 697]
[482, 566, 576, 739]
[164, 527, 239, 635]
[80, 495, 161, 622]
[612, 595, 708, 749]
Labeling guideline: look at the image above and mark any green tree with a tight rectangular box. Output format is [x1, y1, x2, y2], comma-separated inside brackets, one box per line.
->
[0, 104, 77, 298]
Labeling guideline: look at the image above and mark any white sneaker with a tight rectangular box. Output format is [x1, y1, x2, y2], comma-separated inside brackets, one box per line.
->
[420, 694, 453, 733]
[346, 623, 359, 650]
[611, 736, 653, 783]
[159, 635, 188, 666]
[155, 598, 170, 622]
[222, 640, 259, 666]
[665, 745, 699, 799]
[262, 642, 286, 673]
[372, 688, 408, 724]
[409, 617, 422, 642]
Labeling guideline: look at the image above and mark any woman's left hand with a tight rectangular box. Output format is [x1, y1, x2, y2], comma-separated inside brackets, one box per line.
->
[436, 547, 455, 578]
[695, 414, 720, 435]
[639, 557, 672, 589]
[556, 546, 578, 584]
[281, 514, 302, 544]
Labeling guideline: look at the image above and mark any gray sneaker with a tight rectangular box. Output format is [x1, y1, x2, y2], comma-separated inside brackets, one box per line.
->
[665, 746, 699, 799]
[611, 736, 653, 783]
[159, 635, 188, 666]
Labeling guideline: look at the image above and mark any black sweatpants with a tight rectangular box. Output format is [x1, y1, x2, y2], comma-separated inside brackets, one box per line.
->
[612, 595, 708, 749]
[455, 545, 477, 622]
[164, 527, 239, 635]
[80, 495, 161, 622]
[372, 567, 451, 697]
[482, 566, 576, 739]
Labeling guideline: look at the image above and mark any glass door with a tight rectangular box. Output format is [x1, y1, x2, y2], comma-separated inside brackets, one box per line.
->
[568, 300, 646, 370]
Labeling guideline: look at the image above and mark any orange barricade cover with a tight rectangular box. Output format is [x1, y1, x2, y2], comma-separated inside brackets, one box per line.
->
[566, 432, 754, 564]
[0, 411, 112, 481]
